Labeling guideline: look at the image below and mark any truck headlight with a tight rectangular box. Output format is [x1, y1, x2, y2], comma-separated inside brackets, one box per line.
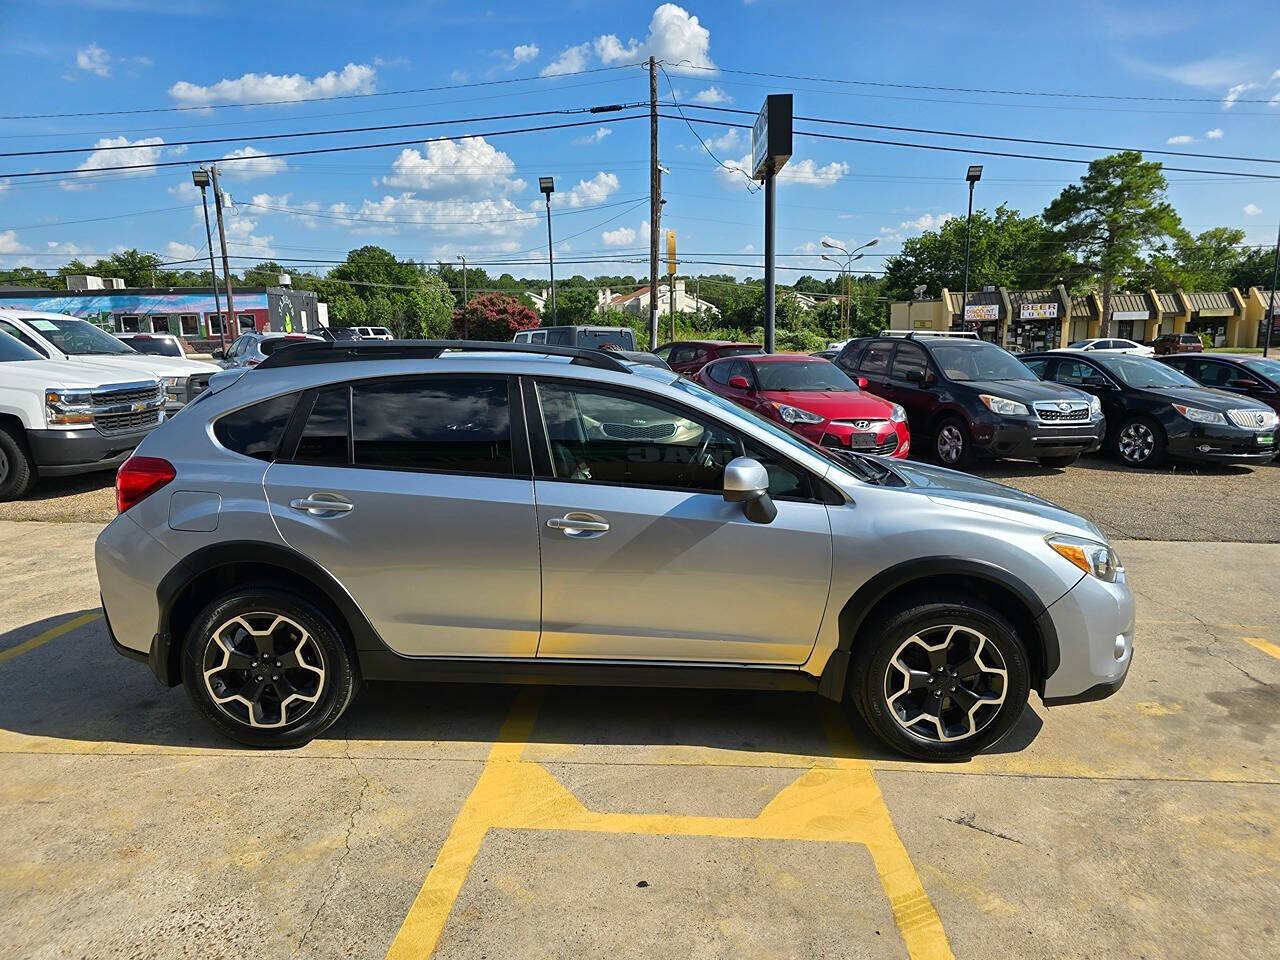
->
[161, 376, 185, 402]
[1172, 403, 1226, 425]
[1047, 534, 1122, 583]
[979, 394, 1030, 417]
[45, 388, 94, 427]
[777, 403, 825, 425]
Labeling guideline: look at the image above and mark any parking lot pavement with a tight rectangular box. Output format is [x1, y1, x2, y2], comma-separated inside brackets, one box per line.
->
[0, 522, 1277, 959]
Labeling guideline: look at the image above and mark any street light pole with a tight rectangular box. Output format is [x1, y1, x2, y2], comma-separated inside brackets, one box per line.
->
[540, 177, 557, 326]
[210, 165, 236, 346]
[822, 238, 878, 339]
[191, 168, 223, 351]
[962, 165, 983, 331]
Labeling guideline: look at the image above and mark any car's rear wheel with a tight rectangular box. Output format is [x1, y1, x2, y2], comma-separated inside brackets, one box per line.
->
[181, 588, 358, 748]
[1113, 415, 1165, 468]
[848, 598, 1030, 761]
[1037, 453, 1079, 468]
[933, 416, 973, 469]
[0, 425, 36, 502]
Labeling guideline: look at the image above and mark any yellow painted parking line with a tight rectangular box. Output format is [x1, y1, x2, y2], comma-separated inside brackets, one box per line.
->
[1243, 636, 1280, 661]
[385, 691, 953, 960]
[0, 612, 100, 666]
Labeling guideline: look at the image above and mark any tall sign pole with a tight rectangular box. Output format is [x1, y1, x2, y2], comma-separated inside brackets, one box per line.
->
[1265, 218, 1279, 358]
[751, 95, 792, 354]
[210, 165, 236, 347]
[648, 57, 661, 350]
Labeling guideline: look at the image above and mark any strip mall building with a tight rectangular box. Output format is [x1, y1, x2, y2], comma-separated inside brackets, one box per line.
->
[890, 285, 1280, 351]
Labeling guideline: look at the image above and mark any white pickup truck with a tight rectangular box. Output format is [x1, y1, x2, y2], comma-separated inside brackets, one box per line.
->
[0, 331, 165, 501]
[0, 310, 218, 411]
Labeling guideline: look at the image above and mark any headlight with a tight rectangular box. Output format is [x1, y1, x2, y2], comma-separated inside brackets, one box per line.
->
[890, 403, 908, 423]
[1089, 395, 1102, 419]
[777, 403, 825, 425]
[161, 376, 186, 401]
[979, 394, 1030, 417]
[1047, 534, 1122, 583]
[1172, 403, 1226, 425]
[45, 388, 94, 427]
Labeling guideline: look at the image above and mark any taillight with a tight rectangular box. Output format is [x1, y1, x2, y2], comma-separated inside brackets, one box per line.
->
[116, 456, 175, 514]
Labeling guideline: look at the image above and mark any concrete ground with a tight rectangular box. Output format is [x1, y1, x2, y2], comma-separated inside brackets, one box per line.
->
[0, 520, 1276, 959]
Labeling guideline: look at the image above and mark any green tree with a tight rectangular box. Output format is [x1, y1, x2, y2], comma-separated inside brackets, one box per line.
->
[452, 292, 539, 341]
[1043, 151, 1183, 335]
[1230, 244, 1278, 292]
[400, 273, 455, 338]
[1138, 227, 1245, 291]
[882, 204, 1067, 300]
[555, 287, 600, 325]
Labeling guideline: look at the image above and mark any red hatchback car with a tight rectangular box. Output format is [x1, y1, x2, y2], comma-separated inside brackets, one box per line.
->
[653, 340, 762, 376]
[697, 353, 911, 457]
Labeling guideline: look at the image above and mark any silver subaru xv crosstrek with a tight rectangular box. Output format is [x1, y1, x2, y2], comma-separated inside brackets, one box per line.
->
[95, 340, 1133, 761]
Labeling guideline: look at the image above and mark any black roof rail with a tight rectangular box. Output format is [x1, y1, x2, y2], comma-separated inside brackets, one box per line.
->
[256, 338, 635, 374]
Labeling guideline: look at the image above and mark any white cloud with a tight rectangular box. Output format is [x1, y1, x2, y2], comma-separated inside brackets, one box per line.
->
[218, 146, 288, 180]
[1244, 203, 1263, 216]
[545, 171, 620, 209]
[1205, 127, 1224, 138]
[512, 43, 539, 64]
[719, 154, 849, 188]
[379, 136, 524, 197]
[1141, 56, 1251, 89]
[706, 128, 739, 152]
[247, 192, 322, 228]
[572, 127, 614, 145]
[64, 135, 166, 190]
[1166, 134, 1195, 144]
[349, 194, 537, 240]
[222, 210, 276, 258]
[879, 212, 956, 240]
[541, 43, 591, 77]
[602, 226, 637, 246]
[76, 43, 111, 77]
[691, 86, 732, 104]
[168, 63, 376, 106]
[168, 179, 201, 201]
[0, 230, 29, 255]
[165, 241, 198, 260]
[594, 4, 714, 72]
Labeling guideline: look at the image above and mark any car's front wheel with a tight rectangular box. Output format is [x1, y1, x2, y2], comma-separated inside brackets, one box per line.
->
[0, 425, 36, 502]
[1112, 415, 1165, 468]
[849, 598, 1030, 761]
[933, 416, 973, 469]
[181, 588, 359, 748]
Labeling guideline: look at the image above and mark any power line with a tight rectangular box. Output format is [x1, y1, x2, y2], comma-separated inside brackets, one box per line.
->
[656, 64, 758, 193]
[0, 113, 648, 180]
[237, 194, 648, 227]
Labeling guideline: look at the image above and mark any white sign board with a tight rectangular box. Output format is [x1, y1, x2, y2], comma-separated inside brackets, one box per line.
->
[964, 304, 999, 321]
[1112, 310, 1148, 321]
[1019, 302, 1058, 320]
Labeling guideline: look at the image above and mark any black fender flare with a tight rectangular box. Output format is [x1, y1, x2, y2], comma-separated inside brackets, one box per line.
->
[151, 540, 387, 685]
[816, 556, 1061, 700]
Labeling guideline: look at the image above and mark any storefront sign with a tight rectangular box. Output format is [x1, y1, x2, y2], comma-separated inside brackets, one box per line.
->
[1019, 302, 1058, 320]
[751, 94, 793, 181]
[1112, 310, 1148, 321]
[963, 304, 999, 321]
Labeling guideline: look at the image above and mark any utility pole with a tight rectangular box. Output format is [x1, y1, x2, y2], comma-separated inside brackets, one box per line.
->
[648, 56, 661, 350]
[210, 165, 236, 345]
[1266, 219, 1279, 358]
[457, 255, 468, 308]
[695, 276, 701, 321]
[192, 168, 223, 351]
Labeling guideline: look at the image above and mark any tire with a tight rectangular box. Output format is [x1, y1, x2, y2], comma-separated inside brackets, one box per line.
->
[933, 416, 974, 470]
[1037, 453, 1079, 468]
[1111, 415, 1165, 468]
[181, 587, 359, 748]
[0, 424, 36, 502]
[847, 598, 1031, 761]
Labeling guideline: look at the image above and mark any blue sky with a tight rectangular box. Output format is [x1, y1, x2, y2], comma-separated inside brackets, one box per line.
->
[2, 0, 1280, 287]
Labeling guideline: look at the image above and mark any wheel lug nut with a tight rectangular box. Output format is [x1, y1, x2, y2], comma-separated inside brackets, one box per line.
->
[255, 675, 263, 681]
[272, 675, 279, 681]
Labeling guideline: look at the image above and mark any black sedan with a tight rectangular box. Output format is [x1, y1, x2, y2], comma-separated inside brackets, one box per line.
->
[1157, 353, 1280, 418]
[1022, 351, 1279, 467]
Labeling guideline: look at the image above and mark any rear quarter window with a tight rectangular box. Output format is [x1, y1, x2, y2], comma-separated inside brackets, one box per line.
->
[213, 393, 299, 461]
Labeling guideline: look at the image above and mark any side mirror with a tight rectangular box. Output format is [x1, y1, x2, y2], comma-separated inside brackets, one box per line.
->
[727, 375, 750, 390]
[1229, 378, 1261, 389]
[722, 457, 776, 524]
[856, 376, 869, 389]
[904, 369, 925, 384]
[211, 348, 224, 360]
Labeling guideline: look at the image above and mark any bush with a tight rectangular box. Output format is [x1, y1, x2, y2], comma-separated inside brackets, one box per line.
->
[451, 292, 540, 341]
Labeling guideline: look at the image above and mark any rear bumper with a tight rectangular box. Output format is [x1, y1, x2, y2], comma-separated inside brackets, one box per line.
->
[971, 415, 1104, 460]
[26, 427, 154, 477]
[95, 512, 180, 674]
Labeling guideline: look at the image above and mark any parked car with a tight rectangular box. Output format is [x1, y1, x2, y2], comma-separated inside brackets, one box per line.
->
[653, 340, 763, 376]
[115, 332, 191, 358]
[1021, 350, 1278, 467]
[1157, 353, 1280, 417]
[96, 339, 1133, 761]
[834, 334, 1103, 468]
[0, 330, 164, 501]
[1058, 338, 1154, 357]
[316, 327, 363, 342]
[0, 310, 218, 410]
[353, 326, 393, 341]
[696, 353, 909, 458]
[1153, 333, 1204, 355]
[513, 326, 637, 351]
[214, 331, 322, 369]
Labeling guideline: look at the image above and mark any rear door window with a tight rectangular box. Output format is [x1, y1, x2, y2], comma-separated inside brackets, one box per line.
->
[859, 341, 894, 376]
[890, 343, 928, 381]
[214, 393, 299, 461]
[352, 376, 514, 475]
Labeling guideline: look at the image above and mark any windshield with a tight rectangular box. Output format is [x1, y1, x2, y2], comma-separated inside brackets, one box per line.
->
[1068, 340, 1091, 349]
[931, 343, 1037, 382]
[753, 359, 859, 392]
[259, 336, 313, 355]
[0, 330, 42, 362]
[578, 329, 636, 349]
[1241, 357, 1280, 380]
[23, 316, 135, 356]
[1097, 355, 1198, 388]
[122, 336, 184, 357]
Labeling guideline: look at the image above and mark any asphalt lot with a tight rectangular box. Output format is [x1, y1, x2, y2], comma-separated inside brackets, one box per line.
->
[4, 452, 1277, 542]
[0, 520, 1277, 958]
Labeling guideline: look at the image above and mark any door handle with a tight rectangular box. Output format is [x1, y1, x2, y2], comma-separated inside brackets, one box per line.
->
[289, 495, 353, 516]
[547, 512, 610, 537]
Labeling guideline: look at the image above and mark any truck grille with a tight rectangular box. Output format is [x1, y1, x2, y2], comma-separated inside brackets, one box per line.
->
[1227, 408, 1278, 430]
[822, 432, 899, 456]
[91, 385, 159, 407]
[89, 381, 165, 436]
[97, 409, 162, 435]
[1033, 400, 1091, 422]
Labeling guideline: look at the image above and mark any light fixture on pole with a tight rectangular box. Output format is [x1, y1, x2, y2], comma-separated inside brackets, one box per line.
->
[191, 167, 225, 352]
[962, 164, 983, 331]
[539, 176, 557, 326]
[821, 238, 878, 338]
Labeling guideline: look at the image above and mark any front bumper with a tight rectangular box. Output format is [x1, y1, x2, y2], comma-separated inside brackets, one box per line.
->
[1166, 424, 1277, 464]
[26, 427, 156, 477]
[971, 414, 1104, 460]
[1039, 567, 1133, 704]
[796, 420, 910, 458]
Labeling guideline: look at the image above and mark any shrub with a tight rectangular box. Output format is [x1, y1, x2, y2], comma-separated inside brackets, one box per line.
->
[452, 293, 540, 341]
